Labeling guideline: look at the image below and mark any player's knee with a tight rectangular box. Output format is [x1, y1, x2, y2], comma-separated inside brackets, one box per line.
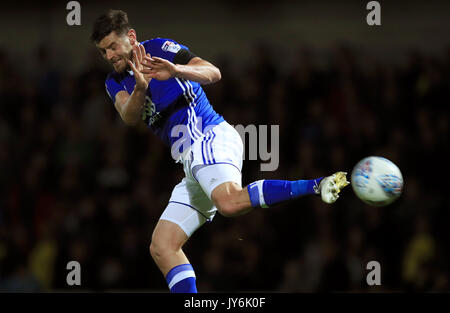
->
[149, 234, 179, 261]
[216, 201, 239, 217]
[149, 240, 163, 260]
[212, 188, 243, 218]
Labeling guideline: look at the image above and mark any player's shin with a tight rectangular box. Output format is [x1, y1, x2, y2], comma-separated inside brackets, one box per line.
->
[246, 178, 323, 208]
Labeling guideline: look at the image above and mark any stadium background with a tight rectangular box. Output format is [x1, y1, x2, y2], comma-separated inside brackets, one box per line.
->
[0, 0, 448, 292]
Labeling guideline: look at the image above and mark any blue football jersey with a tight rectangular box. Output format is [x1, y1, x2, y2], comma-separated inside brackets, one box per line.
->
[105, 38, 224, 151]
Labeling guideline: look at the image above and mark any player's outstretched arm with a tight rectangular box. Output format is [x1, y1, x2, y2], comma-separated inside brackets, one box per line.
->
[141, 56, 221, 85]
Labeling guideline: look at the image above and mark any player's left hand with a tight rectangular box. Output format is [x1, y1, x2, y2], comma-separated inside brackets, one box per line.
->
[141, 56, 177, 81]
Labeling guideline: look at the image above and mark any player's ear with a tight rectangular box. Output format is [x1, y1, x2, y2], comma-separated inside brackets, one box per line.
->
[127, 29, 137, 45]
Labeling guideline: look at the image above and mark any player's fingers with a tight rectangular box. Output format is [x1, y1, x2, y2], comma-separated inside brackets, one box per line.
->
[133, 52, 141, 71]
[132, 50, 139, 64]
[147, 62, 164, 69]
[141, 56, 154, 67]
[147, 60, 167, 69]
[147, 73, 159, 79]
[151, 57, 166, 63]
[143, 56, 161, 66]
[135, 45, 142, 62]
[140, 45, 147, 58]
[127, 60, 138, 73]
[140, 68, 157, 74]
[141, 62, 151, 70]
[144, 55, 155, 63]
[134, 47, 142, 65]
[138, 44, 146, 62]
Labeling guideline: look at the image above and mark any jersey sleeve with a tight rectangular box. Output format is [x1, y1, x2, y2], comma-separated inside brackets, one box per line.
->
[105, 73, 127, 102]
[146, 38, 196, 64]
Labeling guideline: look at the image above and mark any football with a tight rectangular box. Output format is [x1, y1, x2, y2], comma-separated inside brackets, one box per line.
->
[351, 156, 403, 206]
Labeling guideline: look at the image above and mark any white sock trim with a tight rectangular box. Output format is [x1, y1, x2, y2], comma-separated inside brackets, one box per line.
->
[168, 270, 196, 289]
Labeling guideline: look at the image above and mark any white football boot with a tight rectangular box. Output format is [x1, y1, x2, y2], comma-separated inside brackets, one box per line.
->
[314, 171, 350, 203]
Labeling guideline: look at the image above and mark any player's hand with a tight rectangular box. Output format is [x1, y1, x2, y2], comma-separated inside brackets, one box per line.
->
[127, 44, 152, 91]
[141, 56, 178, 81]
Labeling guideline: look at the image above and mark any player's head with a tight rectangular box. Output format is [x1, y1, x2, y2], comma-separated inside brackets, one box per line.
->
[91, 9, 137, 73]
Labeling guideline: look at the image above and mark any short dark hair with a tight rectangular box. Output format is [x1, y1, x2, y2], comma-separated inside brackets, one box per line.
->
[91, 9, 131, 43]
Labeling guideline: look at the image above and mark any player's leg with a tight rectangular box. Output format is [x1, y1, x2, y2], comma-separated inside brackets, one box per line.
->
[192, 121, 349, 217]
[150, 218, 197, 293]
[150, 219, 190, 276]
[197, 163, 349, 217]
[150, 178, 216, 293]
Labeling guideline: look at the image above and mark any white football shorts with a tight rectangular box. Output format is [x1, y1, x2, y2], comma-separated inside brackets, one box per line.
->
[159, 121, 244, 237]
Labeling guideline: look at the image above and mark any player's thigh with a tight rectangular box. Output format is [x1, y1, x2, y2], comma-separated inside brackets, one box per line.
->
[193, 163, 242, 200]
[193, 163, 251, 217]
[211, 180, 246, 204]
[190, 122, 244, 201]
[210, 181, 246, 203]
[158, 178, 216, 240]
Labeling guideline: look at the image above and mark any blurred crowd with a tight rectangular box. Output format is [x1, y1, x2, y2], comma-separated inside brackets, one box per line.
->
[0, 41, 448, 292]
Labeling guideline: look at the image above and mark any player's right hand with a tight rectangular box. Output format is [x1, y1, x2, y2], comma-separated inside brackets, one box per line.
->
[127, 44, 152, 91]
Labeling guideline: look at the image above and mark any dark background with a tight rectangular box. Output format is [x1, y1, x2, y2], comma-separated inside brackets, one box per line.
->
[0, 0, 448, 292]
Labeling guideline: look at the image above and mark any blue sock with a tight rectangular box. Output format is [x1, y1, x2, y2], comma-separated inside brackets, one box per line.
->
[247, 178, 323, 208]
[166, 264, 197, 293]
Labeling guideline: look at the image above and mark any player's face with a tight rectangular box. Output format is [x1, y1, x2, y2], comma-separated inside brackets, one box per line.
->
[96, 31, 134, 73]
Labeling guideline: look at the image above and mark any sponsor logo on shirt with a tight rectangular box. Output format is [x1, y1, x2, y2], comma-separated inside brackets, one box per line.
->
[161, 41, 181, 53]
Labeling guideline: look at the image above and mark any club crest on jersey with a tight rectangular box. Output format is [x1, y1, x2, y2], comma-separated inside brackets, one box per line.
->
[142, 96, 161, 126]
[161, 41, 181, 53]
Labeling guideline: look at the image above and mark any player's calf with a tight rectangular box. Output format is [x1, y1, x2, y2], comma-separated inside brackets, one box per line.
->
[245, 172, 350, 209]
[211, 172, 350, 217]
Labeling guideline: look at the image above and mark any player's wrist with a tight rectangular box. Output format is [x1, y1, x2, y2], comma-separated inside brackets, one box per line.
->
[172, 64, 184, 79]
[134, 80, 148, 92]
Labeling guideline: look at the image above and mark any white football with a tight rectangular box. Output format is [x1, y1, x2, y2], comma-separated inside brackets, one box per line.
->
[351, 156, 403, 206]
